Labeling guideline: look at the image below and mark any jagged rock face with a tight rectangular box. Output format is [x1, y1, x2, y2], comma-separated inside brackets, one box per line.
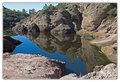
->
[27, 23, 40, 33]
[50, 24, 75, 35]
[50, 9, 73, 26]
[12, 8, 77, 35]
[96, 16, 117, 34]
[12, 23, 40, 35]
[3, 35, 22, 52]
[12, 3, 116, 34]
[12, 23, 27, 35]
[77, 3, 113, 31]
[35, 14, 53, 32]
[3, 53, 66, 79]
[67, 5, 83, 31]
[50, 9, 75, 34]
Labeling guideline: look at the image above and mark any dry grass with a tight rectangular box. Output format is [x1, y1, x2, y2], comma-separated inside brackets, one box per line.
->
[101, 45, 114, 55]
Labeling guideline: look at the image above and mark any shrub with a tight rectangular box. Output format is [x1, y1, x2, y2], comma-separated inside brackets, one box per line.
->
[42, 4, 56, 13]
[108, 7, 117, 18]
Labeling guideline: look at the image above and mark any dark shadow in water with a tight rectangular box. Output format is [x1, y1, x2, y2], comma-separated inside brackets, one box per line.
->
[6, 30, 112, 76]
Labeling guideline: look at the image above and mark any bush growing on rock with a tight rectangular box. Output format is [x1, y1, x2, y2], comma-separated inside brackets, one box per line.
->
[108, 8, 117, 18]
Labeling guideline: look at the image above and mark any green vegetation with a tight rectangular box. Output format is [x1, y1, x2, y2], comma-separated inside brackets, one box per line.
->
[42, 4, 48, 10]
[29, 9, 36, 14]
[108, 7, 117, 18]
[3, 6, 29, 28]
[42, 4, 56, 13]
[3, 28, 16, 36]
[56, 3, 77, 11]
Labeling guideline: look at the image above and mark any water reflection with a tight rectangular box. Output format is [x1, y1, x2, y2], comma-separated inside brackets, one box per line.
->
[6, 29, 112, 75]
[25, 32, 112, 73]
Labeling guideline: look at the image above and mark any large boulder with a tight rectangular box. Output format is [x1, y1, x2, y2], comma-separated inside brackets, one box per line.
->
[12, 23, 40, 34]
[50, 9, 75, 34]
[77, 3, 113, 31]
[3, 53, 66, 79]
[60, 63, 117, 79]
[50, 9, 73, 27]
[3, 35, 22, 52]
[27, 23, 40, 33]
[12, 23, 27, 35]
[79, 63, 117, 79]
[96, 16, 117, 34]
[35, 14, 53, 32]
[50, 24, 76, 35]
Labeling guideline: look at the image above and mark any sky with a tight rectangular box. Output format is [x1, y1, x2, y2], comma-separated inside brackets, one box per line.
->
[3, 3, 58, 12]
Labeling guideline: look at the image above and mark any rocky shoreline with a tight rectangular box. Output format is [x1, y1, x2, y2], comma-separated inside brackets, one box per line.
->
[3, 35, 117, 79]
[3, 52, 117, 79]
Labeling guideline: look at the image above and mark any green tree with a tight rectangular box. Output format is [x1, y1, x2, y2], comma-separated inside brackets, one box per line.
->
[43, 4, 48, 10]
[108, 7, 117, 18]
[13, 9, 16, 12]
[22, 9, 27, 13]
[29, 9, 36, 14]
[3, 6, 29, 28]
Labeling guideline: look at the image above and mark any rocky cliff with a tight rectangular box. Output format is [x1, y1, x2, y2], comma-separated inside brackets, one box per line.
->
[12, 3, 117, 35]
[77, 3, 116, 31]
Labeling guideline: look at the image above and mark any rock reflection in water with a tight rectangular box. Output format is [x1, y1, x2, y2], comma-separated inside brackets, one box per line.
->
[24, 32, 111, 73]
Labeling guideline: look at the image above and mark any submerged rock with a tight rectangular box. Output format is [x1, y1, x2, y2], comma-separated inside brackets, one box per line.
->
[3, 53, 66, 79]
[3, 35, 22, 52]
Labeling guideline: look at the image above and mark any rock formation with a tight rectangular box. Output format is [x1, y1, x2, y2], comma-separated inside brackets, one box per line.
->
[60, 63, 117, 79]
[3, 35, 22, 52]
[3, 53, 66, 79]
[79, 63, 117, 79]
[12, 3, 117, 36]
[77, 3, 114, 31]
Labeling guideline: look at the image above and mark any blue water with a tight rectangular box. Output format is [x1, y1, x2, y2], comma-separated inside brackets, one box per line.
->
[12, 35, 87, 76]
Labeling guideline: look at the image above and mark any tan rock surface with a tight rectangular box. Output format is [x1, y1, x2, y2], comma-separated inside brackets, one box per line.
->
[3, 53, 66, 79]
